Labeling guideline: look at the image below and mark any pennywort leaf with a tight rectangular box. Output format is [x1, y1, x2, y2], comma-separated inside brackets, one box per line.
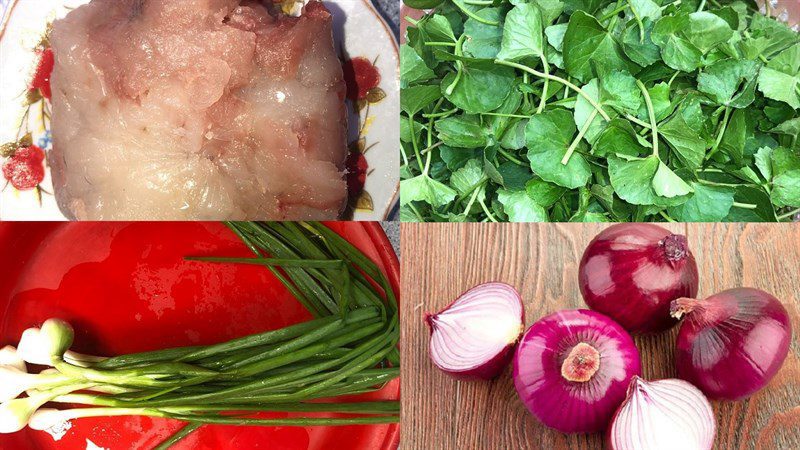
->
[401, 44, 436, 88]
[400, 175, 457, 207]
[525, 109, 592, 189]
[497, 3, 545, 62]
[757, 44, 800, 109]
[442, 63, 515, 113]
[401, 85, 442, 115]
[563, 11, 635, 83]
[497, 188, 549, 221]
[435, 114, 490, 148]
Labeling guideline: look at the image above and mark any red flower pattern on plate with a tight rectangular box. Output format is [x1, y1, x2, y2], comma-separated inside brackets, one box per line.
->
[30, 47, 54, 100]
[346, 150, 368, 197]
[343, 56, 381, 101]
[2, 145, 45, 191]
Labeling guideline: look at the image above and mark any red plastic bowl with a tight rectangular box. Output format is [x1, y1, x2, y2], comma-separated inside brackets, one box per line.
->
[0, 222, 399, 450]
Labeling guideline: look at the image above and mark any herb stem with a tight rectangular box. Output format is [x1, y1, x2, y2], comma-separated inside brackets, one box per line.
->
[463, 182, 484, 215]
[480, 112, 531, 119]
[445, 35, 468, 96]
[777, 208, 800, 221]
[423, 142, 433, 175]
[494, 60, 611, 121]
[523, 72, 531, 108]
[637, 80, 659, 158]
[479, 197, 498, 222]
[420, 142, 444, 155]
[537, 55, 550, 114]
[497, 147, 525, 166]
[664, 0, 682, 9]
[454, 176, 488, 204]
[668, 71, 680, 87]
[697, 179, 751, 188]
[400, 145, 409, 167]
[563, 109, 598, 165]
[408, 114, 425, 173]
[731, 202, 758, 210]
[628, 0, 646, 42]
[452, 0, 499, 26]
[659, 211, 676, 222]
[427, 99, 442, 148]
[625, 114, 652, 130]
[706, 107, 731, 162]
[549, 96, 578, 107]
[697, 0, 707, 12]
[423, 108, 458, 119]
[599, 3, 629, 22]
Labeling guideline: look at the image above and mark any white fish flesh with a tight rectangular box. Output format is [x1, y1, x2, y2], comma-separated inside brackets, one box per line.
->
[49, 0, 348, 220]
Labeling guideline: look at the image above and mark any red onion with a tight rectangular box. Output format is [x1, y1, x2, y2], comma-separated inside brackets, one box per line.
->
[513, 309, 641, 433]
[426, 282, 524, 380]
[608, 377, 715, 450]
[579, 224, 699, 334]
[671, 287, 792, 400]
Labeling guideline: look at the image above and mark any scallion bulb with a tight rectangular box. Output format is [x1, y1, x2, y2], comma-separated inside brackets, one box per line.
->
[0, 346, 26, 372]
[17, 319, 75, 366]
[0, 394, 50, 433]
[29, 408, 70, 432]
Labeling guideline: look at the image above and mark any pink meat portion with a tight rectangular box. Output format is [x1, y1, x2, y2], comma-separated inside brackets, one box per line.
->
[49, 0, 347, 220]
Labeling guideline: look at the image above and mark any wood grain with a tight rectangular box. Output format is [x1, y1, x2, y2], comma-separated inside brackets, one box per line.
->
[400, 223, 800, 450]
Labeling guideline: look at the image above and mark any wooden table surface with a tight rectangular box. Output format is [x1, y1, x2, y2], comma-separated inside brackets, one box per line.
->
[400, 223, 800, 450]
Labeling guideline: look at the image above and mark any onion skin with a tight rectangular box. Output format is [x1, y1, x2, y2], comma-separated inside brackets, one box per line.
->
[608, 377, 716, 450]
[579, 223, 699, 334]
[513, 309, 641, 434]
[672, 288, 792, 401]
[426, 282, 524, 380]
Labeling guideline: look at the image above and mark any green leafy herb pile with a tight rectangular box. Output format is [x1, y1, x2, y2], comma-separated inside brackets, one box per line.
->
[400, 0, 800, 222]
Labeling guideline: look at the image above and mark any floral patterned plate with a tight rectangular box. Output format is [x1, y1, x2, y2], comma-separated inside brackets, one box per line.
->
[0, 0, 399, 221]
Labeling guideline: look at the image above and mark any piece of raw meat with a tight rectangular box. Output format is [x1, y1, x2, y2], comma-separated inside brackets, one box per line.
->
[49, 0, 348, 220]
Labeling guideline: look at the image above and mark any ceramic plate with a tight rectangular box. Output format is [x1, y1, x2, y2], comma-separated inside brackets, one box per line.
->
[0, 221, 400, 449]
[0, 0, 400, 220]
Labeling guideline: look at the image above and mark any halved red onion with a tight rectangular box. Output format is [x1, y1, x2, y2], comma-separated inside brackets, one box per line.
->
[513, 309, 641, 433]
[672, 287, 792, 400]
[608, 377, 715, 450]
[579, 223, 699, 334]
[426, 282, 524, 380]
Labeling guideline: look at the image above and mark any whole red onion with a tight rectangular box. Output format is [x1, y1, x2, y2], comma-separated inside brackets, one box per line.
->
[579, 224, 699, 334]
[513, 309, 641, 433]
[426, 282, 524, 380]
[671, 287, 792, 400]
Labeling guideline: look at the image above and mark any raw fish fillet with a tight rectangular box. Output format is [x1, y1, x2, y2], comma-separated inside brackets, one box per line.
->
[49, 0, 348, 220]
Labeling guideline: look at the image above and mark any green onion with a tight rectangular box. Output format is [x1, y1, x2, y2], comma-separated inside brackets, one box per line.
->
[0, 222, 399, 448]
